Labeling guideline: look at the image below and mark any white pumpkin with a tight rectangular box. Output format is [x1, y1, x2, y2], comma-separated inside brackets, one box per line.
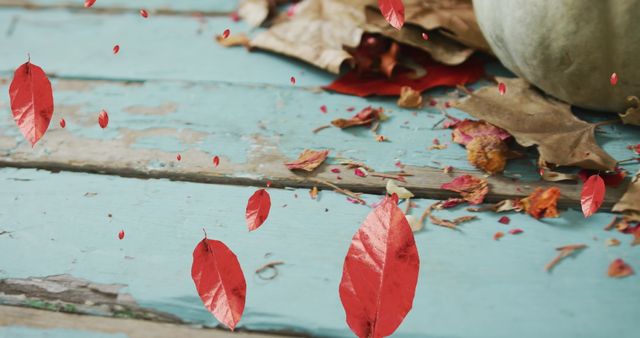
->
[473, 0, 640, 112]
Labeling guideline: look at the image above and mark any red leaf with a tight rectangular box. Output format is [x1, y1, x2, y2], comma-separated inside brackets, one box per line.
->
[245, 189, 271, 231]
[498, 216, 510, 224]
[84, 0, 96, 8]
[581, 174, 605, 218]
[325, 55, 485, 97]
[222, 29, 230, 39]
[98, 110, 109, 128]
[192, 238, 246, 330]
[421, 32, 429, 41]
[113, 45, 120, 54]
[213, 155, 220, 167]
[290, 76, 296, 85]
[9, 62, 54, 146]
[140, 9, 149, 18]
[378, 0, 405, 30]
[508, 228, 523, 235]
[339, 195, 419, 338]
[176, 154, 182, 161]
[59, 118, 66, 128]
[118, 230, 125, 240]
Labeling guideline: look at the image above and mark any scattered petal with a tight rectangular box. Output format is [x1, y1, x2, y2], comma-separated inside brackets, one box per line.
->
[441, 175, 489, 205]
[59, 118, 66, 128]
[331, 168, 341, 173]
[309, 186, 319, 200]
[290, 76, 296, 85]
[216, 33, 250, 48]
[498, 216, 510, 225]
[451, 119, 511, 146]
[230, 11, 240, 22]
[545, 244, 587, 272]
[98, 110, 109, 128]
[213, 156, 220, 167]
[608, 258, 633, 278]
[176, 154, 182, 161]
[493, 232, 504, 240]
[284, 149, 329, 172]
[84, 0, 96, 8]
[222, 29, 230, 39]
[320, 105, 327, 113]
[332, 106, 383, 129]
[508, 228, 523, 235]
[118, 230, 124, 240]
[498, 82, 506, 95]
[421, 32, 429, 41]
[605, 238, 621, 247]
[140, 9, 149, 18]
[466, 135, 509, 174]
[354, 167, 368, 177]
[397, 86, 422, 108]
[610, 72, 618, 86]
[521, 187, 561, 219]
[113, 45, 120, 54]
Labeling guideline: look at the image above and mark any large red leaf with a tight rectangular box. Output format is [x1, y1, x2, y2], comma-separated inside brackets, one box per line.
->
[245, 189, 271, 231]
[378, 0, 405, 30]
[581, 174, 606, 218]
[325, 55, 485, 97]
[339, 195, 420, 338]
[191, 238, 246, 331]
[9, 62, 54, 146]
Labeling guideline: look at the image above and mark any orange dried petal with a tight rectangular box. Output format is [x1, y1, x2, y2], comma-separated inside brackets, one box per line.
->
[466, 135, 508, 175]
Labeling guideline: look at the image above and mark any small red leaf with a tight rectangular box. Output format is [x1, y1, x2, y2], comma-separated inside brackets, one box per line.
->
[59, 118, 66, 128]
[378, 0, 405, 30]
[581, 174, 606, 218]
[222, 29, 230, 39]
[509, 228, 523, 235]
[140, 9, 149, 18]
[176, 154, 182, 161]
[118, 230, 125, 240]
[84, 0, 96, 8]
[113, 45, 120, 54]
[498, 82, 506, 95]
[98, 110, 109, 128]
[498, 216, 510, 224]
[192, 238, 246, 330]
[290, 76, 296, 85]
[610, 73, 618, 86]
[245, 189, 271, 231]
[9, 62, 55, 146]
[213, 155, 220, 167]
[340, 195, 419, 338]
[320, 105, 327, 113]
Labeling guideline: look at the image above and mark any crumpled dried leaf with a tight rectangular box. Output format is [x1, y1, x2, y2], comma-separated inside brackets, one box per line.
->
[451, 119, 511, 146]
[284, 149, 330, 171]
[455, 78, 618, 171]
[238, 0, 272, 27]
[521, 187, 561, 219]
[619, 96, 640, 126]
[466, 135, 508, 174]
[540, 169, 579, 183]
[613, 170, 640, 214]
[216, 33, 251, 47]
[386, 179, 414, 199]
[332, 106, 383, 128]
[440, 175, 488, 205]
[397, 86, 423, 108]
[429, 214, 476, 229]
[608, 258, 634, 278]
[250, 0, 368, 73]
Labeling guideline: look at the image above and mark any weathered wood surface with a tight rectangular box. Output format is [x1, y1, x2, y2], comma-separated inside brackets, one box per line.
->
[0, 306, 287, 338]
[1, 168, 638, 338]
[0, 0, 238, 14]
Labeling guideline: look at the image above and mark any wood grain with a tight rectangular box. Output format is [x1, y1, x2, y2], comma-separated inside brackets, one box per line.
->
[0, 0, 238, 15]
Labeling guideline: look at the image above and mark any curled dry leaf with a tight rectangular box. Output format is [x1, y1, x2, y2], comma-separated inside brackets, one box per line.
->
[605, 238, 621, 247]
[245, 189, 271, 231]
[608, 258, 634, 278]
[192, 237, 246, 330]
[9, 62, 54, 146]
[386, 179, 414, 199]
[455, 77, 617, 171]
[612, 171, 640, 215]
[238, 0, 271, 27]
[284, 149, 330, 172]
[339, 195, 419, 338]
[619, 96, 640, 126]
[451, 119, 511, 146]
[216, 33, 251, 48]
[397, 86, 423, 108]
[332, 106, 383, 128]
[521, 187, 561, 219]
[440, 175, 489, 205]
[466, 135, 509, 174]
[430, 214, 476, 229]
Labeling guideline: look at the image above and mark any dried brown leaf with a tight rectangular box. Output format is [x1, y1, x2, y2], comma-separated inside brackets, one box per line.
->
[397, 86, 423, 108]
[216, 33, 251, 47]
[455, 78, 617, 171]
[540, 169, 579, 182]
[612, 170, 640, 214]
[238, 0, 271, 27]
[620, 96, 640, 126]
[332, 106, 382, 129]
[608, 258, 634, 278]
[466, 135, 508, 175]
[284, 149, 330, 172]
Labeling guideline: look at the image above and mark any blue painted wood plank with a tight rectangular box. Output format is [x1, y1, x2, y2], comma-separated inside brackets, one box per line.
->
[0, 168, 638, 338]
[0, 327, 128, 338]
[0, 8, 333, 86]
[0, 0, 238, 13]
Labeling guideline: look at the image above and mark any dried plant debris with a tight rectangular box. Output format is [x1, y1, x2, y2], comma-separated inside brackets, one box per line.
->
[386, 179, 414, 199]
[331, 106, 384, 129]
[620, 96, 640, 126]
[613, 170, 640, 215]
[216, 33, 251, 47]
[449, 119, 512, 174]
[608, 259, 634, 278]
[440, 175, 489, 205]
[397, 86, 423, 108]
[545, 244, 587, 272]
[284, 149, 330, 172]
[455, 77, 617, 171]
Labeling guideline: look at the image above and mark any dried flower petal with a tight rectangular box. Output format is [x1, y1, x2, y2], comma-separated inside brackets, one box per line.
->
[493, 232, 504, 240]
[140, 9, 149, 18]
[284, 149, 329, 172]
[118, 230, 124, 240]
[508, 228, 523, 235]
[331, 106, 383, 129]
[440, 175, 489, 205]
[386, 180, 414, 199]
[521, 187, 561, 219]
[498, 216, 510, 225]
[608, 258, 633, 278]
[59, 118, 66, 128]
[451, 119, 511, 146]
[466, 135, 508, 174]
[397, 86, 423, 108]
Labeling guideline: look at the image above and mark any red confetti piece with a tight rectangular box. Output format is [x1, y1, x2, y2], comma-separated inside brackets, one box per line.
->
[509, 228, 523, 235]
[230, 12, 240, 22]
[290, 76, 296, 85]
[176, 154, 182, 161]
[320, 105, 327, 113]
[331, 168, 341, 173]
[581, 174, 605, 218]
[340, 195, 418, 338]
[98, 110, 109, 128]
[378, 0, 405, 30]
[222, 29, 230, 39]
[112, 45, 120, 54]
[494, 232, 504, 241]
[354, 168, 366, 177]
[421, 32, 429, 40]
[10, 61, 54, 146]
[245, 189, 271, 231]
[498, 216, 510, 225]
[84, 0, 96, 8]
[610, 72, 618, 86]
[213, 156, 220, 167]
[118, 230, 124, 240]
[59, 118, 66, 128]
[192, 236, 246, 330]
[140, 9, 149, 18]
[498, 82, 506, 95]
[266, 181, 272, 187]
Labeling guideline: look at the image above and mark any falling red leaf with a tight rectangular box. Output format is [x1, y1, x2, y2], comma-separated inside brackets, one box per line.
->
[113, 45, 120, 54]
[498, 82, 506, 95]
[339, 195, 419, 338]
[290, 76, 296, 85]
[9, 62, 55, 146]
[421, 32, 429, 41]
[498, 216, 510, 224]
[320, 105, 327, 113]
[98, 110, 109, 128]
[325, 55, 485, 97]
[140, 9, 149, 18]
[284, 149, 329, 172]
[509, 228, 523, 235]
[440, 175, 489, 205]
[176, 154, 182, 161]
[222, 29, 230, 39]
[59, 118, 66, 128]
[578, 168, 626, 187]
[581, 174, 606, 218]
[246, 189, 271, 231]
[84, 0, 96, 8]
[213, 156, 220, 167]
[608, 258, 633, 278]
[610, 73, 618, 86]
[118, 230, 125, 240]
[377, 0, 405, 30]
[192, 237, 246, 330]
